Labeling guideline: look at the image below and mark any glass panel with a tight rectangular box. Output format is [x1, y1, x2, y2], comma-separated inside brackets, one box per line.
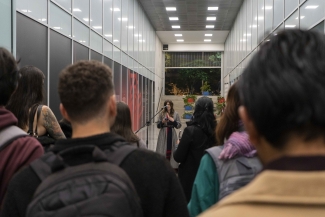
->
[74, 18, 89, 46]
[91, 0, 103, 34]
[114, 61, 121, 101]
[17, 0, 48, 24]
[285, 0, 298, 18]
[50, 30, 72, 118]
[122, 52, 128, 66]
[53, 0, 71, 12]
[273, 0, 284, 28]
[73, 41, 89, 62]
[103, 0, 113, 42]
[251, 0, 258, 48]
[90, 30, 102, 53]
[104, 56, 113, 69]
[91, 50, 102, 61]
[103, 40, 113, 59]
[17, 13, 48, 101]
[113, 0, 121, 48]
[246, 0, 252, 54]
[284, 10, 298, 29]
[50, 2, 72, 37]
[1, 0, 12, 50]
[300, 0, 325, 30]
[300, 0, 306, 3]
[265, 0, 273, 35]
[121, 0, 128, 52]
[128, 0, 134, 57]
[121, 65, 128, 103]
[113, 45, 120, 63]
[133, 0, 139, 61]
[257, 0, 265, 42]
[311, 21, 324, 33]
[73, 0, 89, 26]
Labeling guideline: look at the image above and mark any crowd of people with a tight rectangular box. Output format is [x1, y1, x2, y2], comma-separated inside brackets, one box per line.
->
[1, 29, 325, 217]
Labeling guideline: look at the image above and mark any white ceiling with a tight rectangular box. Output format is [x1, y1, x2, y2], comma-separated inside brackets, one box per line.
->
[156, 30, 229, 44]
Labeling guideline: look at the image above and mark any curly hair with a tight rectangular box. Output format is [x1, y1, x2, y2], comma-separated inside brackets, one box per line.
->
[58, 60, 114, 122]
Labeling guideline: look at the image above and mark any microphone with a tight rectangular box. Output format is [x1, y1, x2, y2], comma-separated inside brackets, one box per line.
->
[161, 105, 167, 109]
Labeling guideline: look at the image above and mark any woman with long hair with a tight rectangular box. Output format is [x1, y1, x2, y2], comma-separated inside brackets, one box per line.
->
[173, 96, 217, 202]
[187, 83, 262, 217]
[156, 100, 182, 169]
[111, 102, 147, 148]
[6, 66, 65, 143]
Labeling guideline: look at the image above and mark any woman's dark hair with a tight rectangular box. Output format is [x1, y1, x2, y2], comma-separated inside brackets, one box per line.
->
[163, 100, 174, 115]
[190, 96, 216, 138]
[6, 66, 45, 128]
[216, 83, 241, 145]
[111, 102, 139, 143]
[0, 47, 19, 105]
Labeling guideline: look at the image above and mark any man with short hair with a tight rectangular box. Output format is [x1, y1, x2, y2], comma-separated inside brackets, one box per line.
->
[200, 30, 325, 217]
[0, 48, 43, 209]
[1, 60, 189, 217]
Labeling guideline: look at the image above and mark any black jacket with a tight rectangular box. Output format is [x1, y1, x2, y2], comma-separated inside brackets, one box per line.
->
[1, 133, 189, 217]
[174, 124, 215, 202]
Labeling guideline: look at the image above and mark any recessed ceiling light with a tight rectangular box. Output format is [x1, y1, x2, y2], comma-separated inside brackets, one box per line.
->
[305, 5, 318, 9]
[206, 25, 214, 28]
[139, 40, 145, 42]
[21, 9, 32, 13]
[128, 26, 135, 29]
[118, 18, 128, 21]
[175, 34, 182, 36]
[255, 16, 264, 20]
[110, 8, 120, 11]
[166, 7, 177, 11]
[53, 27, 62, 30]
[104, 34, 112, 37]
[208, 7, 218, 10]
[38, 18, 47, 21]
[243, 33, 251, 36]
[285, 25, 296, 28]
[172, 25, 180, 28]
[83, 18, 93, 22]
[169, 17, 179, 21]
[207, 17, 216, 21]
[113, 39, 119, 42]
[93, 26, 102, 29]
[295, 16, 305, 19]
[177, 39, 184, 42]
[204, 39, 211, 42]
[134, 34, 142, 37]
[262, 6, 272, 10]
[205, 34, 212, 36]
[73, 8, 82, 12]
[250, 25, 258, 28]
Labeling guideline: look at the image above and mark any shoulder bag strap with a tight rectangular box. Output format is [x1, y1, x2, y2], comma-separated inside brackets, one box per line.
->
[27, 104, 38, 136]
[34, 105, 43, 136]
[0, 125, 28, 152]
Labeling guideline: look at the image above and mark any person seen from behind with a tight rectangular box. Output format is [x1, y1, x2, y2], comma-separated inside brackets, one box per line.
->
[173, 96, 217, 202]
[200, 29, 325, 217]
[111, 101, 147, 149]
[188, 82, 262, 216]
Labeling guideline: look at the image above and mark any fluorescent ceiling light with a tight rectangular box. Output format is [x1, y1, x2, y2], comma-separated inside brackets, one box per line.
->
[93, 26, 102, 29]
[53, 27, 62, 30]
[250, 25, 257, 28]
[207, 17, 216, 21]
[244, 33, 251, 36]
[295, 16, 305, 19]
[172, 25, 180, 28]
[139, 40, 145, 42]
[134, 34, 142, 37]
[166, 7, 177, 11]
[38, 18, 47, 21]
[175, 34, 182, 36]
[205, 34, 213, 36]
[113, 40, 119, 42]
[73, 8, 81, 12]
[79, 40, 86, 43]
[204, 39, 211, 42]
[208, 7, 218, 10]
[110, 8, 120, 11]
[21, 9, 32, 13]
[255, 16, 264, 20]
[83, 18, 92, 22]
[305, 5, 319, 9]
[128, 26, 135, 29]
[262, 6, 272, 10]
[104, 34, 112, 37]
[177, 39, 184, 42]
[206, 25, 214, 28]
[169, 17, 179, 21]
[285, 25, 296, 28]
[118, 18, 128, 21]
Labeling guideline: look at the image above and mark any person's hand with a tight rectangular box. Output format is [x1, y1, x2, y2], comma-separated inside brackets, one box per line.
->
[167, 114, 174, 122]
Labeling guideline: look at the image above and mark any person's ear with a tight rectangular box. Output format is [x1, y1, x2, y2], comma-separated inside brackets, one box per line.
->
[60, 103, 71, 122]
[238, 106, 261, 147]
[108, 95, 117, 123]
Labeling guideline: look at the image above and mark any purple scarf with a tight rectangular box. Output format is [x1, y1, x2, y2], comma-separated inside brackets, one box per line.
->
[218, 131, 256, 160]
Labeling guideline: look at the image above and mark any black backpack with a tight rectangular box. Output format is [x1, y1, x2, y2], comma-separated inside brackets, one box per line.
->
[26, 144, 143, 217]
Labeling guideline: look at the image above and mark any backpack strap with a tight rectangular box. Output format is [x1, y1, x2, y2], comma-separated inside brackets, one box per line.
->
[27, 104, 39, 136]
[104, 142, 137, 165]
[0, 125, 28, 152]
[34, 105, 43, 136]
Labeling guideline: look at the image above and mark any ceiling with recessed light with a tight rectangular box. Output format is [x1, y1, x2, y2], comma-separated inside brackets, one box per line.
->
[138, 0, 243, 31]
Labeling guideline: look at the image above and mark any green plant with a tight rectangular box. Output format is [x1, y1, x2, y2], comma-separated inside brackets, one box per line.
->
[182, 94, 197, 103]
[200, 82, 211, 92]
[215, 96, 226, 115]
[182, 111, 193, 119]
[184, 103, 194, 108]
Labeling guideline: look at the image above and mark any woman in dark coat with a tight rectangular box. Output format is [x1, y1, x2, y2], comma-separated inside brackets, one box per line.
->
[173, 97, 217, 202]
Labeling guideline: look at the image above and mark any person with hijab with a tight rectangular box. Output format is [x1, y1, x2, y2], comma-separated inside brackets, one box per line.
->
[173, 97, 217, 202]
